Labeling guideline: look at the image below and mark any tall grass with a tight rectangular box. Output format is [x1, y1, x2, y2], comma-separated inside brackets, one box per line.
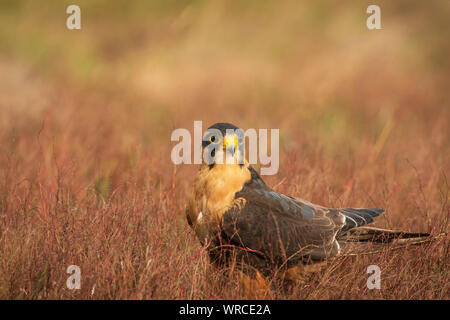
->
[0, 0, 448, 299]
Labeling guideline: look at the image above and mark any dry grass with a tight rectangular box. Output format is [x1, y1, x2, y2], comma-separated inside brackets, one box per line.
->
[0, 0, 448, 299]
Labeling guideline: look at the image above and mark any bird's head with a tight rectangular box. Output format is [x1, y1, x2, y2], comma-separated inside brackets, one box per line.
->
[202, 122, 245, 167]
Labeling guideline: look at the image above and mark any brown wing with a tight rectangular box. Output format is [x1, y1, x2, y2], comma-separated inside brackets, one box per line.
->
[220, 168, 345, 266]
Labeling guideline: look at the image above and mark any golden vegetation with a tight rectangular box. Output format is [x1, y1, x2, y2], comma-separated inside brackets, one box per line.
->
[0, 0, 448, 299]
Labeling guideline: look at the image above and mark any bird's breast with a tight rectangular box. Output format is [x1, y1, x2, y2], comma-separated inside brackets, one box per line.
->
[187, 163, 251, 242]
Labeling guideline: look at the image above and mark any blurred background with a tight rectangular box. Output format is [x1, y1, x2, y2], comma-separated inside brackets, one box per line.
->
[0, 0, 448, 299]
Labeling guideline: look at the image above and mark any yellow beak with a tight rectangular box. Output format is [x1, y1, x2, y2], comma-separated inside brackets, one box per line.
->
[223, 135, 238, 153]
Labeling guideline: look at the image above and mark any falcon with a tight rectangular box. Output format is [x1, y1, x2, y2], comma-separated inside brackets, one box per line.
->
[186, 122, 432, 292]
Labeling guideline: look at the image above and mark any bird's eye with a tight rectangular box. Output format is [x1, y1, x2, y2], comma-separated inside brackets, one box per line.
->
[209, 136, 220, 144]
